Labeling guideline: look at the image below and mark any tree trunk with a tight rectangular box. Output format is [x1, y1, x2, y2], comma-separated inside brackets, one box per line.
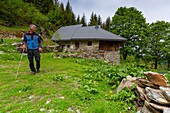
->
[154, 59, 157, 69]
[123, 50, 128, 60]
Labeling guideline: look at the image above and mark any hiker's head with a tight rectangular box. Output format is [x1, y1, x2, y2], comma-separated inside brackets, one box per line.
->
[29, 24, 36, 32]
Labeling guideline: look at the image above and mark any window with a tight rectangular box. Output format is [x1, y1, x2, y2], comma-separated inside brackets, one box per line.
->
[87, 41, 92, 46]
[67, 45, 70, 48]
[62, 45, 65, 48]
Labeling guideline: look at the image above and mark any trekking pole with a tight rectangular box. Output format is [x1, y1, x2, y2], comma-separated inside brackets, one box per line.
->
[16, 49, 24, 78]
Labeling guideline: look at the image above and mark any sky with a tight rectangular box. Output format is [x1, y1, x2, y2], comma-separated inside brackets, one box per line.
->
[58, 0, 170, 24]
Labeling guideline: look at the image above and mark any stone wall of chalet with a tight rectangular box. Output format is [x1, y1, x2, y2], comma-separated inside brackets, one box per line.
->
[78, 40, 99, 52]
[59, 41, 120, 64]
[103, 50, 120, 64]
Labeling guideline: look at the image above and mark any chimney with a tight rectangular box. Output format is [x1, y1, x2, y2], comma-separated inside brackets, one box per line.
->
[95, 25, 100, 29]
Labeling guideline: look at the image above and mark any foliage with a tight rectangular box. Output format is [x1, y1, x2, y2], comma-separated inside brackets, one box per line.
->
[144, 21, 170, 69]
[164, 73, 170, 82]
[47, 1, 76, 30]
[0, 0, 108, 39]
[97, 15, 102, 25]
[89, 12, 102, 26]
[111, 6, 149, 60]
[21, 84, 33, 92]
[0, 25, 28, 31]
[102, 17, 111, 31]
[83, 62, 145, 86]
[76, 15, 81, 24]
[0, 38, 21, 53]
[23, 0, 54, 14]
[53, 74, 64, 82]
[105, 86, 137, 112]
[0, 0, 48, 26]
[89, 12, 97, 26]
[81, 13, 87, 26]
[65, 1, 76, 25]
[0, 0, 78, 33]
[47, 3, 63, 30]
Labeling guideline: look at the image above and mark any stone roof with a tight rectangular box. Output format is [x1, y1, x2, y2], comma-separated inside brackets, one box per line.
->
[52, 24, 126, 41]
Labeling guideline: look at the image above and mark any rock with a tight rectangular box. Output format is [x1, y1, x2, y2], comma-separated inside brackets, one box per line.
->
[0, 51, 4, 54]
[135, 78, 159, 89]
[116, 77, 135, 93]
[76, 109, 80, 113]
[116, 71, 170, 112]
[145, 87, 170, 105]
[145, 101, 170, 112]
[58, 96, 65, 99]
[144, 101, 162, 113]
[29, 95, 34, 100]
[12, 42, 22, 46]
[68, 107, 74, 112]
[136, 85, 146, 101]
[53, 50, 58, 53]
[144, 72, 168, 86]
[163, 108, 170, 113]
[117, 71, 170, 113]
[141, 104, 153, 113]
[159, 86, 170, 101]
[40, 108, 45, 112]
[126, 75, 137, 81]
[46, 99, 51, 104]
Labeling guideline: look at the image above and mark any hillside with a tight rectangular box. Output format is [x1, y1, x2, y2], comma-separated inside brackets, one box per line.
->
[0, 38, 141, 112]
[1, 37, 170, 113]
[0, 55, 136, 112]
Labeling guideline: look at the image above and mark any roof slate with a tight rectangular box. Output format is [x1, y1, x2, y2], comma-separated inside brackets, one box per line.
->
[52, 24, 126, 41]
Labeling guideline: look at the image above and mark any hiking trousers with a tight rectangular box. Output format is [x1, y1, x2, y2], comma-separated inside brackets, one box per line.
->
[27, 49, 40, 72]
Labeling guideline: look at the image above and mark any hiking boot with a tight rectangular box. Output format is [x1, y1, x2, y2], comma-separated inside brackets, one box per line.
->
[32, 71, 36, 75]
[37, 69, 40, 73]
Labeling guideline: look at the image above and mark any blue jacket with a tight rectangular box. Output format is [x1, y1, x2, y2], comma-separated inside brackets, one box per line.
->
[23, 32, 42, 50]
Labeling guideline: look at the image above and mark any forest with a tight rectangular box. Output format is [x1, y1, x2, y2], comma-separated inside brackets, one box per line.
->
[1, 0, 170, 69]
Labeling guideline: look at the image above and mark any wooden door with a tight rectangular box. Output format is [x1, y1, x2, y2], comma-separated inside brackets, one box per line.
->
[75, 42, 79, 50]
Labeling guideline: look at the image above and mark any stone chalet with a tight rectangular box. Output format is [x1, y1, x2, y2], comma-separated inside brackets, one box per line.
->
[52, 24, 126, 63]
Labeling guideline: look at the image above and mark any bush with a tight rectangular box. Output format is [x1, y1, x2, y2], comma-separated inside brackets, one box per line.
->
[0, 0, 48, 26]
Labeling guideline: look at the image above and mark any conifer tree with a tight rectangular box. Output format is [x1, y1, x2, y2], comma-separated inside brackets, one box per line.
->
[65, 0, 76, 25]
[97, 15, 102, 25]
[103, 17, 111, 31]
[89, 12, 99, 26]
[76, 15, 80, 24]
[94, 14, 97, 23]
[23, 0, 54, 14]
[53, 0, 58, 5]
[89, 12, 94, 26]
[80, 13, 87, 26]
[59, 3, 66, 26]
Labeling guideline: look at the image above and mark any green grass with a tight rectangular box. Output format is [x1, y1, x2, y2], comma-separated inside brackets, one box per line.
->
[0, 38, 21, 53]
[0, 50, 139, 113]
[2, 38, 166, 113]
[0, 25, 28, 31]
[0, 53, 118, 113]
